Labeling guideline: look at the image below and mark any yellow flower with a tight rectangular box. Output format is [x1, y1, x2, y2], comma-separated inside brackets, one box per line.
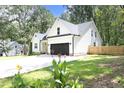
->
[16, 64, 22, 71]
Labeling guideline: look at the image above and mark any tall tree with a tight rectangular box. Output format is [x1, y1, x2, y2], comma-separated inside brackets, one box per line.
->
[7, 5, 54, 55]
[66, 5, 94, 24]
[0, 5, 54, 55]
[0, 6, 18, 56]
[95, 6, 124, 45]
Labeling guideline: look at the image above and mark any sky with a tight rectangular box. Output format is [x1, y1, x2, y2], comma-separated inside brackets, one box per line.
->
[43, 5, 67, 17]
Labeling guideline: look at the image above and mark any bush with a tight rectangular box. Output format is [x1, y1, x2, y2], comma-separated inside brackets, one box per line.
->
[31, 52, 41, 55]
[51, 59, 81, 88]
[11, 59, 82, 88]
[12, 73, 26, 88]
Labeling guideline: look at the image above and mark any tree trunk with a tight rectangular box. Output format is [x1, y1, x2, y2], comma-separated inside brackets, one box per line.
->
[28, 42, 32, 56]
[23, 41, 27, 55]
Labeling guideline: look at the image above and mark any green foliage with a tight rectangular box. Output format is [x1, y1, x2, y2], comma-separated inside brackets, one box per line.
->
[31, 52, 41, 55]
[51, 59, 69, 88]
[66, 5, 94, 24]
[70, 77, 82, 88]
[51, 59, 81, 88]
[12, 73, 26, 88]
[28, 79, 45, 88]
[0, 5, 55, 56]
[61, 5, 124, 46]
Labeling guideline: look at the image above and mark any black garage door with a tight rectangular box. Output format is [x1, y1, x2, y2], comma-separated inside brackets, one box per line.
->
[50, 43, 69, 55]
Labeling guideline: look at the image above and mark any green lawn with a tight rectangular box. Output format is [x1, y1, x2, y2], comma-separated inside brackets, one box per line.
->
[0, 55, 124, 88]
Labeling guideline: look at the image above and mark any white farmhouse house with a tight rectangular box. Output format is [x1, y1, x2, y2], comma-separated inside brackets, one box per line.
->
[31, 18, 102, 55]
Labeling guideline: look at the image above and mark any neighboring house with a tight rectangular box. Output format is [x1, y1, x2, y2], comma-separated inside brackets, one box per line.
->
[31, 33, 48, 53]
[0, 40, 23, 56]
[31, 18, 102, 55]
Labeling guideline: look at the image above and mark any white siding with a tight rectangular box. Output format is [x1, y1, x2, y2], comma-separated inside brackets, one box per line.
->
[47, 19, 72, 37]
[91, 23, 102, 46]
[32, 38, 41, 53]
[74, 29, 92, 55]
[5, 42, 23, 56]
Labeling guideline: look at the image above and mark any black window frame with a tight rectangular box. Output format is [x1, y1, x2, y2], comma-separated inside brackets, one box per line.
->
[15, 46, 17, 48]
[57, 27, 60, 35]
[93, 42, 96, 46]
[34, 43, 38, 49]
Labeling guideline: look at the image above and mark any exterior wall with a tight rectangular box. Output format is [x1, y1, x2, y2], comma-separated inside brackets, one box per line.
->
[74, 29, 92, 55]
[91, 30, 102, 46]
[6, 43, 23, 56]
[32, 38, 41, 53]
[48, 35, 73, 55]
[74, 24, 102, 55]
[41, 40, 48, 53]
[7, 49, 16, 56]
[91, 23, 102, 46]
[47, 19, 71, 37]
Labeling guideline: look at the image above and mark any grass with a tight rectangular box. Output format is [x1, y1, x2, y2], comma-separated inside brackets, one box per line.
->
[0, 55, 124, 88]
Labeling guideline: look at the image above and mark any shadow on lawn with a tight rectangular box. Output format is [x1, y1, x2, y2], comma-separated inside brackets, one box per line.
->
[67, 56, 124, 88]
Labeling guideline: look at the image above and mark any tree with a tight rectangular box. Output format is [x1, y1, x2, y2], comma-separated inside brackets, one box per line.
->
[60, 5, 124, 46]
[0, 6, 18, 56]
[7, 5, 54, 55]
[94, 6, 124, 45]
[65, 5, 94, 24]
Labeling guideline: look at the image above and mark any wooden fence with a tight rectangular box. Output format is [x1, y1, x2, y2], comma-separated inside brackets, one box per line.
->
[88, 46, 124, 55]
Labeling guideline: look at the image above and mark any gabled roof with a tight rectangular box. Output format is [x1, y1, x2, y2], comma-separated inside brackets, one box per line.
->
[78, 21, 93, 35]
[33, 33, 46, 40]
[32, 18, 101, 41]
[57, 18, 79, 35]
[55, 18, 93, 35]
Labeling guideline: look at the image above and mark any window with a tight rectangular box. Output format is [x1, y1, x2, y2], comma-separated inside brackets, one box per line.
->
[95, 32, 97, 37]
[93, 42, 96, 46]
[91, 30, 93, 37]
[57, 27, 60, 35]
[34, 43, 38, 49]
[15, 46, 17, 48]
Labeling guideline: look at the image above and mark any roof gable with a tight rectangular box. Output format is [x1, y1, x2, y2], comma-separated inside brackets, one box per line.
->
[32, 33, 46, 41]
[77, 21, 92, 35]
[47, 18, 95, 37]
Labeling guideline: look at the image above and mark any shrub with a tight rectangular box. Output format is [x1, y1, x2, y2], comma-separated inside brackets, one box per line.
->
[31, 52, 41, 55]
[70, 77, 82, 88]
[51, 59, 81, 88]
[12, 73, 26, 88]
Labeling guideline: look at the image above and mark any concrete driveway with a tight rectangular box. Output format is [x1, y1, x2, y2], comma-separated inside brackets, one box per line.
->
[0, 55, 85, 78]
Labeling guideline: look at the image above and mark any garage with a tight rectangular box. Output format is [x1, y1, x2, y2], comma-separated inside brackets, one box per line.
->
[50, 43, 69, 55]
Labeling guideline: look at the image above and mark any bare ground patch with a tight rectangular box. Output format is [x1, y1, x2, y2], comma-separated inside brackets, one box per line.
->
[87, 56, 124, 88]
